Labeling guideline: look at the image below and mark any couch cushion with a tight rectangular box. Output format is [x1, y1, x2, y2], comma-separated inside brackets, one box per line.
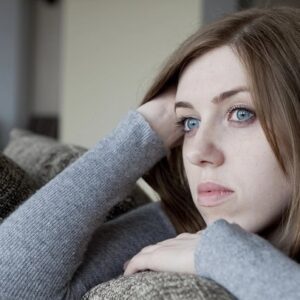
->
[82, 271, 235, 300]
[3, 129, 151, 221]
[3, 128, 87, 187]
[0, 153, 37, 222]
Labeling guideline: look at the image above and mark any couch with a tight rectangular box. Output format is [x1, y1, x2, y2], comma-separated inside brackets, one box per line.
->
[0, 128, 236, 300]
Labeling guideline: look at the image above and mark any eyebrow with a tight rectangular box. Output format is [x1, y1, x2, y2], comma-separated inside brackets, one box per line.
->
[174, 86, 250, 111]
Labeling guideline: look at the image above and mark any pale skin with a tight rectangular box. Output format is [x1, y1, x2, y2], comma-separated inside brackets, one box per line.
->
[123, 45, 292, 276]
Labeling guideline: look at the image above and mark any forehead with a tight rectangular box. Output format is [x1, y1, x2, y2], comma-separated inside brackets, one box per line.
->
[176, 46, 249, 103]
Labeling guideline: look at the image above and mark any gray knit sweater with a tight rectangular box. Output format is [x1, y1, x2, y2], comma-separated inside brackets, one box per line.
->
[0, 110, 299, 300]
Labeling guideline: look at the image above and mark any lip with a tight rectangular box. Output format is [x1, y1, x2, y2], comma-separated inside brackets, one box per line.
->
[197, 182, 234, 207]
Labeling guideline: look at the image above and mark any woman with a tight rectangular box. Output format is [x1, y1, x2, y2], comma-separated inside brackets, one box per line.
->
[0, 6, 299, 300]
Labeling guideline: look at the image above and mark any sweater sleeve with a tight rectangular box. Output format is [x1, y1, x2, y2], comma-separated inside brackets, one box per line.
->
[194, 219, 300, 300]
[0, 110, 173, 300]
[70, 201, 176, 299]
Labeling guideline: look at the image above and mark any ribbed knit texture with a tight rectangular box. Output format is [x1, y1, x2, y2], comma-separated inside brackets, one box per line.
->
[195, 219, 300, 300]
[0, 110, 176, 299]
[3, 127, 154, 222]
[1, 110, 300, 300]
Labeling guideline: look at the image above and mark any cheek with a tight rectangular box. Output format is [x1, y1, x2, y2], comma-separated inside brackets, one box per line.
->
[182, 141, 194, 188]
[229, 129, 291, 203]
[236, 139, 292, 232]
[181, 128, 292, 232]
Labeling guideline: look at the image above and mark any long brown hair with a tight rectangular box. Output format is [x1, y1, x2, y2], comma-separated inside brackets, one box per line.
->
[140, 7, 300, 259]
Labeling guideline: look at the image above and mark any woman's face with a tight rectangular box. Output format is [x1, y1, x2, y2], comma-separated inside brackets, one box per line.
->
[175, 45, 292, 234]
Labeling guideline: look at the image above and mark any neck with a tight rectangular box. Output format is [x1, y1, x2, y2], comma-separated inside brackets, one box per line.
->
[259, 217, 289, 256]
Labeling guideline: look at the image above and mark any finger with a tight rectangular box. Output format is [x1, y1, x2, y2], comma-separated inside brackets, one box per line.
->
[123, 259, 130, 270]
[140, 244, 159, 254]
[176, 233, 192, 238]
[123, 253, 151, 276]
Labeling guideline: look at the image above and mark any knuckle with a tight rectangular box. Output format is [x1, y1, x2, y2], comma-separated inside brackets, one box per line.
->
[131, 255, 140, 264]
[141, 245, 154, 253]
[177, 233, 190, 238]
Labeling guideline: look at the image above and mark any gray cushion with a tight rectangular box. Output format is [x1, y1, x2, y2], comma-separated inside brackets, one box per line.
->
[82, 271, 235, 300]
[3, 128, 87, 187]
[3, 129, 151, 221]
[0, 153, 37, 221]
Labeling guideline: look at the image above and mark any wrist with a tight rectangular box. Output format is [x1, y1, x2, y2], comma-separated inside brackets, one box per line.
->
[136, 108, 168, 148]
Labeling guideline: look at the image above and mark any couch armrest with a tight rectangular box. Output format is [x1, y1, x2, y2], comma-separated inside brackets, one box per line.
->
[82, 271, 236, 300]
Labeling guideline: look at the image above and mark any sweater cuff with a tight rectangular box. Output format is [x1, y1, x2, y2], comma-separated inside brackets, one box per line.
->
[194, 219, 235, 278]
[194, 218, 274, 278]
[193, 218, 300, 300]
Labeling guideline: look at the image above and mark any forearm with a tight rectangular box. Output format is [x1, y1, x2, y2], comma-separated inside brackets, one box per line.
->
[71, 202, 176, 299]
[195, 219, 300, 300]
[0, 110, 167, 300]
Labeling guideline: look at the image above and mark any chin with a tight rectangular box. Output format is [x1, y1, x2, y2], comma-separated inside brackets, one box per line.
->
[204, 215, 242, 228]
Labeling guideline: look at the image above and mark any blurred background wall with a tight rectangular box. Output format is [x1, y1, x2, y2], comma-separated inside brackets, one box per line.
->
[0, 0, 32, 149]
[0, 0, 299, 149]
[0, 0, 60, 148]
[61, 0, 201, 147]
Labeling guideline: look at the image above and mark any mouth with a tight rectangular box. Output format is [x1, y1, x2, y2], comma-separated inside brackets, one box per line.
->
[197, 182, 234, 207]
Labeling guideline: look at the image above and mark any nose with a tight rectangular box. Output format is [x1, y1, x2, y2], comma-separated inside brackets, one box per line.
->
[183, 127, 225, 167]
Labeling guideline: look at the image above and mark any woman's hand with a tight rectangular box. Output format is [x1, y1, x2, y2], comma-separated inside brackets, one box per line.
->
[137, 87, 184, 153]
[123, 231, 202, 276]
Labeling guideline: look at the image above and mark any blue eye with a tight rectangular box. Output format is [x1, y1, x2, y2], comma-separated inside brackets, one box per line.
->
[175, 117, 199, 133]
[229, 107, 255, 123]
[175, 106, 255, 134]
